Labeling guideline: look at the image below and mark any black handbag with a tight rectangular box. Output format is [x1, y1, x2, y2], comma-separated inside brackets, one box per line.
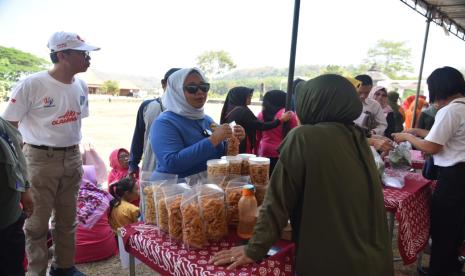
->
[422, 155, 439, 180]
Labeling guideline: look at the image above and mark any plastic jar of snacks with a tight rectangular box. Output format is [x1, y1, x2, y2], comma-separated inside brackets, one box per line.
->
[221, 156, 242, 175]
[248, 157, 270, 186]
[237, 153, 256, 175]
[207, 159, 229, 179]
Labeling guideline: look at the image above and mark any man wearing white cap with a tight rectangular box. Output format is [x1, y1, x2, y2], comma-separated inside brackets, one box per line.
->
[2, 31, 100, 276]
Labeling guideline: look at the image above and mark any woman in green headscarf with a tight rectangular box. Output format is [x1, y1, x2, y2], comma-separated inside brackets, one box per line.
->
[211, 74, 393, 275]
[387, 91, 405, 133]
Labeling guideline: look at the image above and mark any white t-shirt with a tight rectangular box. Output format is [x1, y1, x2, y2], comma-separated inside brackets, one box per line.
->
[2, 71, 89, 147]
[425, 97, 465, 167]
[353, 98, 387, 135]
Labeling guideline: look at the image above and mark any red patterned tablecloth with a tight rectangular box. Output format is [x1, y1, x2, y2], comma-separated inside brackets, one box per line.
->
[121, 222, 295, 276]
[383, 168, 432, 264]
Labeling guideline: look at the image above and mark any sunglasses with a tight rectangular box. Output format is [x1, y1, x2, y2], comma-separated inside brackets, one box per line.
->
[184, 83, 210, 94]
[64, 50, 90, 59]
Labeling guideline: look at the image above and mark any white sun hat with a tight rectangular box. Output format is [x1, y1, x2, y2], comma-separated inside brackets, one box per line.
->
[47, 31, 100, 52]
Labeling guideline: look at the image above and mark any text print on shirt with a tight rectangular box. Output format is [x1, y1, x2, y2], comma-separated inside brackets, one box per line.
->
[52, 110, 81, 126]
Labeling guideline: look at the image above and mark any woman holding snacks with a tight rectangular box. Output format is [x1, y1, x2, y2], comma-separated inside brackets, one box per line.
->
[150, 68, 245, 178]
[220, 86, 293, 154]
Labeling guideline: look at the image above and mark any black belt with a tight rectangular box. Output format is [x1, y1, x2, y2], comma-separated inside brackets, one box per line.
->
[28, 144, 78, 151]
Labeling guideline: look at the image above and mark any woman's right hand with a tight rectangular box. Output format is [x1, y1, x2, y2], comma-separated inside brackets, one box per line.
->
[280, 111, 293, 122]
[403, 128, 419, 136]
[402, 128, 429, 138]
[209, 124, 232, 146]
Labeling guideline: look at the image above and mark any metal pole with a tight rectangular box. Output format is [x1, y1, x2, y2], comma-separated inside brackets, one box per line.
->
[411, 9, 432, 128]
[285, 0, 301, 110]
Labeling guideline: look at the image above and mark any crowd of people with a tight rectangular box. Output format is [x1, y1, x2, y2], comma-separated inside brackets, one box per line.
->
[1, 30, 465, 276]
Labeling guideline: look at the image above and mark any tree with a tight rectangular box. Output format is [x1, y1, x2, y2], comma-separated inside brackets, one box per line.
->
[196, 50, 236, 79]
[320, 65, 351, 76]
[365, 40, 413, 79]
[0, 46, 49, 83]
[101, 80, 120, 96]
[0, 80, 9, 101]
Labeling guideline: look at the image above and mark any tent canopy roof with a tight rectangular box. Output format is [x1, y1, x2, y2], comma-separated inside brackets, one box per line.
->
[401, 0, 465, 41]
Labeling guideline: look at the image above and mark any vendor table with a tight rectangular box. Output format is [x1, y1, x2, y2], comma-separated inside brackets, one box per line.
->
[383, 168, 432, 264]
[121, 222, 295, 276]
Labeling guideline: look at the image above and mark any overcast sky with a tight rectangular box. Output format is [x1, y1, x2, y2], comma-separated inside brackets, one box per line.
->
[1, 0, 464, 78]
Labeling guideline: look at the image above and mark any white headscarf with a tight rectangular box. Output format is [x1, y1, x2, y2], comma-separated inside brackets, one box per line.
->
[162, 67, 207, 120]
[368, 85, 392, 113]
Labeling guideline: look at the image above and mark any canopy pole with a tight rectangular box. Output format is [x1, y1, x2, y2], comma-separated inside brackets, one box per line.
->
[285, 0, 301, 110]
[411, 8, 432, 128]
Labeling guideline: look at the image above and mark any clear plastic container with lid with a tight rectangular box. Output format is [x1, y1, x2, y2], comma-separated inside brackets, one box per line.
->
[221, 156, 242, 175]
[237, 184, 258, 239]
[207, 159, 229, 179]
[237, 154, 256, 175]
[248, 157, 270, 185]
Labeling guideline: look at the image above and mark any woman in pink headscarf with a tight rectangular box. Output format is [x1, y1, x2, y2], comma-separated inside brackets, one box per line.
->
[108, 148, 140, 206]
[107, 148, 130, 185]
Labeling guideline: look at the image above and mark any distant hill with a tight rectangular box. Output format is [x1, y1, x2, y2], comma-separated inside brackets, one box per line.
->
[221, 65, 325, 80]
[79, 69, 160, 90]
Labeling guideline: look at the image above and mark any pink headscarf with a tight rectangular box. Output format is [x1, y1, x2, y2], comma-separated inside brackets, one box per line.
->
[107, 148, 129, 186]
[368, 86, 392, 114]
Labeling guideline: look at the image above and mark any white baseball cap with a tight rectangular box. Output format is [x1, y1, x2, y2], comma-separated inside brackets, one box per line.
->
[47, 31, 100, 52]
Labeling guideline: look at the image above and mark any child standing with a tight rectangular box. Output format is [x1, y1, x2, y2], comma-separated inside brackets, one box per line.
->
[108, 178, 140, 233]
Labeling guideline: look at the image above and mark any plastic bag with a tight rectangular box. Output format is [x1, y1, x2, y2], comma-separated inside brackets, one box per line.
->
[185, 171, 208, 186]
[389, 142, 412, 169]
[226, 121, 239, 156]
[255, 184, 268, 206]
[154, 178, 179, 233]
[225, 181, 247, 226]
[181, 189, 206, 250]
[382, 176, 405, 189]
[158, 183, 190, 235]
[141, 180, 165, 225]
[198, 184, 228, 241]
[165, 183, 190, 241]
[140, 172, 176, 222]
[80, 142, 107, 184]
[370, 146, 385, 176]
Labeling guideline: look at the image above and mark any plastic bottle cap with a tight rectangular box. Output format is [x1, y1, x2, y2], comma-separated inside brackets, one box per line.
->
[242, 184, 255, 196]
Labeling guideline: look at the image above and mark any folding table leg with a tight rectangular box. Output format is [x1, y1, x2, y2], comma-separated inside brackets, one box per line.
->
[388, 212, 402, 262]
[417, 252, 423, 271]
[129, 254, 136, 276]
[389, 212, 395, 241]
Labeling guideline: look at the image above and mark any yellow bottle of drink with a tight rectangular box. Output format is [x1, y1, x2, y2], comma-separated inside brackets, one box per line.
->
[237, 184, 257, 239]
